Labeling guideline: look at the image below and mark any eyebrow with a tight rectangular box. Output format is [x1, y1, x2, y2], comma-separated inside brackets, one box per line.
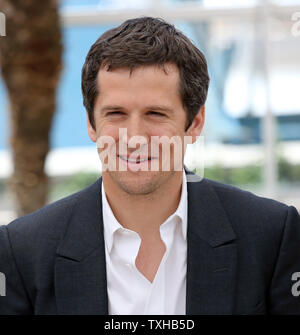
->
[100, 105, 124, 113]
[100, 105, 174, 114]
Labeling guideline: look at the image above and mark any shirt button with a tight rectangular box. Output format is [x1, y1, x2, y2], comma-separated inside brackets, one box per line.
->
[125, 263, 133, 268]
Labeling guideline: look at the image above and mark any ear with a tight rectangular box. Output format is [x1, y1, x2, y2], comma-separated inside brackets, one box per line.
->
[86, 111, 97, 143]
[185, 106, 205, 143]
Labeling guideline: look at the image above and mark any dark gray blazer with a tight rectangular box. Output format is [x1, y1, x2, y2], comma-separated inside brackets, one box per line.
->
[1, 169, 300, 315]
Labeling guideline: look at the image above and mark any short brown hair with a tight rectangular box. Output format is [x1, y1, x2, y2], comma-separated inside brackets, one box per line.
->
[81, 16, 209, 131]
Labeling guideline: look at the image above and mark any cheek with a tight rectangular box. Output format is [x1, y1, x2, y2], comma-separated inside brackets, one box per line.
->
[150, 129, 186, 158]
[149, 123, 182, 138]
[153, 127, 185, 141]
[96, 123, 119, 140]
[95, 124, 119, 158]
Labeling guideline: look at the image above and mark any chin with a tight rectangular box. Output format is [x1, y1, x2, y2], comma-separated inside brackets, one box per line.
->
[109, 170, 167, 195]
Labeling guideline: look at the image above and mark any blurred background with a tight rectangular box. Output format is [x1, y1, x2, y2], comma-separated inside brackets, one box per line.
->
[0, 0, 300, 224]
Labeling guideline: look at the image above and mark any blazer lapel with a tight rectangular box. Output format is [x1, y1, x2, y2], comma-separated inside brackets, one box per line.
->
[185, 168, 237, 314]
[55, 178, 108, 315]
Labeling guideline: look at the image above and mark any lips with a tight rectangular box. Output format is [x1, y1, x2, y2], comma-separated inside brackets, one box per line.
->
[118, 154, 154, 163]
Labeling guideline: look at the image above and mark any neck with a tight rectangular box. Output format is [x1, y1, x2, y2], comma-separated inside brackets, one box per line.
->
[102, 171, 183, 239]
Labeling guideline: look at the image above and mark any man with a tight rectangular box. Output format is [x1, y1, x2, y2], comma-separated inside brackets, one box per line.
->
[0, 17, 300, 315]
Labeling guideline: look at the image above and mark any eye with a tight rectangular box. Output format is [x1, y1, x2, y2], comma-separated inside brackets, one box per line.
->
[106, 111, 124, 116]
[148, 111, 165, 117]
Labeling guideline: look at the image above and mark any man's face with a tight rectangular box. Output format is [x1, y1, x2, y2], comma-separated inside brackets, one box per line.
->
[87, 63, 204, 195]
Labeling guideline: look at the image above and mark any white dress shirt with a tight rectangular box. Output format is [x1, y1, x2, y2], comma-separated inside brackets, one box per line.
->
[101, 170, 188, 315]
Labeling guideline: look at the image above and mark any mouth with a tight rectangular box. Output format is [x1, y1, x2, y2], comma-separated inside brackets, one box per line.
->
[117, 154, 156, 164]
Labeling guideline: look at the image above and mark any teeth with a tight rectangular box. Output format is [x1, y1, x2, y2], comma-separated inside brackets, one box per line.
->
[119, 156, 149, 163]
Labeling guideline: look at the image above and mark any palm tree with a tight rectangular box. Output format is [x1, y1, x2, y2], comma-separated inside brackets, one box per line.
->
[0, 0, 63, 216]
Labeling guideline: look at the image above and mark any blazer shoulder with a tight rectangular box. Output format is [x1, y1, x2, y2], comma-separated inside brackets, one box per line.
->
[202, 178, 293, 233]
[201, 179, 300, 264]
[204, 178, 289, 213]
[4, 178, 102, 242]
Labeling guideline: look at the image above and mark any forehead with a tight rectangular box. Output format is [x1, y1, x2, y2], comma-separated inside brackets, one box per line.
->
[96, 63, 181, 101]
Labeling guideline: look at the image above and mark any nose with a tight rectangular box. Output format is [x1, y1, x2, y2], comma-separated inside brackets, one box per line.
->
[120, 114, 149, 146]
